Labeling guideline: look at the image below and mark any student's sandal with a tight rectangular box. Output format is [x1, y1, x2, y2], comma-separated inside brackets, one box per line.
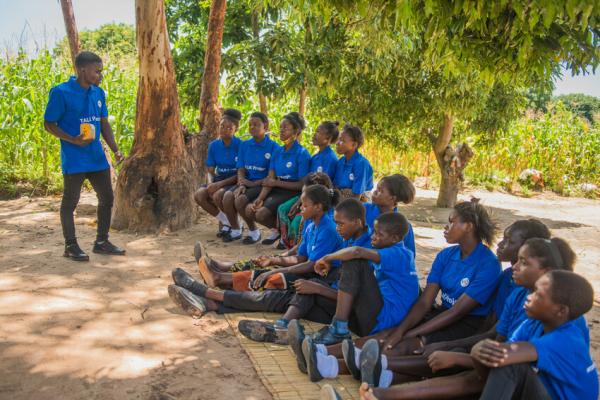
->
[288, 319, 307, 373]
[359, 338, 382, 387]
[320, 384, 342, 400]
[341, 338, 361, 380]
[167, 284, 208, 318]
[302, 337, 323, 382]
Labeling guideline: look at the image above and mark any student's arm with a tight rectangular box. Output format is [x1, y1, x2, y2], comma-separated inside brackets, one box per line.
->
[418, 324, 498, 356]
[471, 339, 537, 368]
[252, 170, 275, 209]
[254, 254, 308, 268]
[314, 246, 379, 276]
[252, 260, 315, 289]
[427, 351, 475, 372]
[208, 173, 237, 192]
[99, 117, 122, 160]
[382, 284, 440, 350]
[271, 179, 303, 191]
[44, 121, 91, 146]
[293, 279, 338, 300]
[404, 293, 481, 341]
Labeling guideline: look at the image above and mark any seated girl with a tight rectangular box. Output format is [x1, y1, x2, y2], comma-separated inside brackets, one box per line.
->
[333, 124, 373, 201]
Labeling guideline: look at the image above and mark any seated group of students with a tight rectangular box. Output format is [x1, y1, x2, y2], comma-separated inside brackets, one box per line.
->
[167, 109, 598, 400]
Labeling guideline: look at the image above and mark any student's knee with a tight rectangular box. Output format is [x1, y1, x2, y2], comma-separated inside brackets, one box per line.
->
[234, 195, 248, 212]
[244, 204, 256, 219]
[212, 188, 225, 204]
[255, 208, 272, 224]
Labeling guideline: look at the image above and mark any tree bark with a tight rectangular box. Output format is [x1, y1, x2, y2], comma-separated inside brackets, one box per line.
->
[429, 114, 474, 208]
[198, 0, 227, 136]
[60, 0, 79, 71]
[112, 0, 195, 232]
[252, 11, 268, 114]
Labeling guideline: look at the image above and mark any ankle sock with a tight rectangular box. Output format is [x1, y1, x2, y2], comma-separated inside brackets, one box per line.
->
[315, 343, 328, 355]
[217, 211, 230, 226]
[249, 229, 261, 240]
[354, 347, 387, 369]
[266, 229, 280, 240]
[315, 351, 339, 378]
[230, 228, 242, 237]
[379, 369, 393, 388]
[274, 319, 289, 329]
[331, 318, 349, 335]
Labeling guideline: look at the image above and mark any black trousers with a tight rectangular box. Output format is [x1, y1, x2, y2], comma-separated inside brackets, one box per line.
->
[480, 363, 551, 400]
[61, 168, 113, 244]
[337, 259, 384, 336]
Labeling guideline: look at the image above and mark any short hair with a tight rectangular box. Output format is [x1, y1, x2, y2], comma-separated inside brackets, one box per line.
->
[250, 111, 268, 126]
[319, 121, 340, 143]
[222, 108, 242, 126]
[508, 219, 551, 241]
[342, 124, 364, 148]
[545, 270, 594, 320]
[380, 174, 415, 204]
[454, 198, 497, 246]
[75, 51, 102, 68]
[304, 184, 340, 212]
[375, 212, 408, 240]
[303, 172, 333, 189]
[524, 237, 576, 271]
[335, 198, 366, 225]
[283, 112, 306, 131]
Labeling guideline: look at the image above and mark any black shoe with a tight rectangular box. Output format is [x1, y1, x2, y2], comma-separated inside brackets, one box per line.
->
[275, 240, 287, 250]
[360, 338, 382, 387]
[342, 338, 361, 380]
[261, 232, 281, 245]
[193, 241, 206, 264]
[171, 268, 207, 296]
[167, 284, 207, 318]
[288, 319, 307, 374]
[222, 230, 242, 243]
[93, 240, 126, 255]
[238, 320, 288, 344]
[302, 336, 323, 382]
[242, 233, 261, 245]
[216, 225, 230, 238]
[311, 325, 352, 346]
[320, 385, 342, 400]
[63, 243, 89, 262]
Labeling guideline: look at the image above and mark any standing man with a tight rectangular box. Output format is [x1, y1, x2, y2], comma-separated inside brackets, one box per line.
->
[44, 51, 126, 261]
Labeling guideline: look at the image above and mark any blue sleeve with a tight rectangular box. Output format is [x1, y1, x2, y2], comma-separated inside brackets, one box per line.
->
[100, 89, 108, 118]
[531, 330, 578, 383]
[426, 251, 446, 284]
[376, 246, 401, 273]
[307, 227, 341, 262]
[269, 147, 279, 172]
[297, 149, 310, 179]
[464, 258, 502, 305]
[298, 226, 309, 258]
[44, 87, 65, 122]
[495, 292, 516, 337]
[403, 224, 416, 257]
[508, 320, 531, 343]
[351, 158, 371, 195]
[206, 142, 217, 167]
[236, 142, 245, 169]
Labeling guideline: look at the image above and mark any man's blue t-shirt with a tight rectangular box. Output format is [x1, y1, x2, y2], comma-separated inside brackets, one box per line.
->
[363, 203, 416, 257]
[427, 243, 502, 316]
[236, 135, 280, 181]
[298, 213, 342, 262]
[370, 242, 419, 333]
[206, 136, 242, 179]
[492, 267, 517, 319]
[495, 286, 529, 338]
[333, 151, 373, 195]
[309, 146, 338, 180]
[44, 76, 110, 174]
[269, 140, 310, 181]
[342, 228, 372, 249]
[509, 317, 598, 400]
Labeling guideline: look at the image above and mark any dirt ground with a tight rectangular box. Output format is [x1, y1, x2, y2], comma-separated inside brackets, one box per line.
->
[1, 188, 599, 400]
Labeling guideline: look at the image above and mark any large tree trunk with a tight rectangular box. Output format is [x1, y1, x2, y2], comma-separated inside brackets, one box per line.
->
[112, 0, 195, 232]
[60, 0, 79, 70]
[252, 10, 267, 114]
[197, 0, 227, 135]
[429, 114, 474, 208]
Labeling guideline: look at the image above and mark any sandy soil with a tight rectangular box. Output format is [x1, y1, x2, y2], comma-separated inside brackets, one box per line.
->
[0, 188, 599, 399]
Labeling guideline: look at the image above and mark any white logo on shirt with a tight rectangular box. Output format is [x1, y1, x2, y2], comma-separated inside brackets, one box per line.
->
[97, 100, 102, 108]
[317, 166, 323, 173]
[286, 161, 292, 168]
[265, 153, 271, 159]
[460, 278, 470, 287]
[312, 245, 316, 250]
[349, 173, 355, 181]
[235, 156, 238, 162]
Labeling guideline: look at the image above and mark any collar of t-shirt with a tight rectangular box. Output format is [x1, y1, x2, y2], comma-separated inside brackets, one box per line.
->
[450, 242, 485, 264]
[249, 134, 273, 147]
[344, 227, 372, 249]
[68, 75, 94, 94]
[281, 140, 301, 154]
[343, 150, 362, 165]
[317, 146, 335, 156]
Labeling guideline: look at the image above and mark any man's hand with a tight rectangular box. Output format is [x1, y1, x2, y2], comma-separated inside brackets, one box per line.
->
[414, 340, 450, 357]
[262, 176, 278, 188]
[381, 329, 404, 351]
[252, 271, 273, 290]
[238, 177, 252, 187]
[71, 135, 93, 147]
[288, 200, 301, 217]
[293, 279, 324, 295]
[253, 255, 273, 268]
[233, 185, 246, 197]
[471, 339, 507, 367]
[207, 182, 221, 196]
[314, 257, 332, 276]
[251, 199, 264, 211]
[427, 351, 458, 372]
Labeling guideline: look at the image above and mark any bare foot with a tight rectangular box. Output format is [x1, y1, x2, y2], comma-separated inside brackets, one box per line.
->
[359, 383, 379, 400]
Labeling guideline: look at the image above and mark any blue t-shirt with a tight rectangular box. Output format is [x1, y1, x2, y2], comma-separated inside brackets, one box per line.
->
[495, 286, 529, 338]
[269, 140, 311, 181]
[236, 135, 280, 181]
[342, 228, 372, 249]
[492, 267, 517, 318]
[44, 76, 110, 174]
[509, 317, 598, 400]
[298, 213, 342, 261]
[370, 242, 419, 333]
[206, 136, 242, 179]
[363, 203, 416, 257]
[309, 146, 338, 179]
[427, 243, 502, 316]
[333, 151, 374, 195]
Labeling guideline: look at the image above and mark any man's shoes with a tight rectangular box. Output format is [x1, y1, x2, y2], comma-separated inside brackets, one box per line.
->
[238, 320, 288, 345]
[359, 338, 382, 387]
[222, 230, 242, 242]
[275, 240, 287, 250]
[171, 268, 208, 297]
[342, 338, 361, 380]
[288, 319, 307, 373]
[216, 224, 230, 238]
[193, 241, 207, 264]
[320, 385, 342, 400]
[302, 336, 323, 382]
[242, 233, 261, 245]
[63, 242, 89, 261]
[167, 284, 208, 318]
[93, 240, 126, 255]
[261, 230, 281, 245]
[311, 325, 352, 346]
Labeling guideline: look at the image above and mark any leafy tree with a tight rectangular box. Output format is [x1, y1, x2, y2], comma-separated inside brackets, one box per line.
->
[54, 23, 136, 59]
[553, 93, 600, 124]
